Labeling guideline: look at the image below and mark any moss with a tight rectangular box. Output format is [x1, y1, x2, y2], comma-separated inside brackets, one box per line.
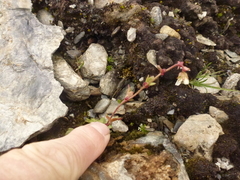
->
[186, 157, 219, 180]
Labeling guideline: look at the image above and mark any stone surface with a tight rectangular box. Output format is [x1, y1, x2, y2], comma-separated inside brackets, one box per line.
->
[112, 120, 129, 132]
[196, 34, 216, 46]
[95, 0, 129, 9]
[93, 98, 111, 114]
[101, 151, 180, 180]
[100, 70, 120, 97]
[173, 114, 224, 160]
[127, 27, 137, 42]
[194, 76, 220, 94]
[150, 6, 162, 27]
[105, 100, 125, 115]
[222, 73, 240, 97]
[36, 9, 54, 25]
[160, 25, 181, 39]
[0, 0, 68, 151]
[52, 55, 91, 101]
[209, 106, 229, 124]
[80, 43, 108, 82]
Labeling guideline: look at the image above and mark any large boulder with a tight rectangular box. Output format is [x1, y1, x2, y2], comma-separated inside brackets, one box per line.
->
[0, 0, 68, 152]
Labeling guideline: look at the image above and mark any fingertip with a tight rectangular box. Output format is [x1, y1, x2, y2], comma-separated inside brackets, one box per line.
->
[88, 122, 110, 137]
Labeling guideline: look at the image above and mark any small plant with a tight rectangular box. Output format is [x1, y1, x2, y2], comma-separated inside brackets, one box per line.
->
[189, 64, 237, 91]
[75, 59, 84, 71]
[105, 61, 191, 125]
[138, 124, 149, 133]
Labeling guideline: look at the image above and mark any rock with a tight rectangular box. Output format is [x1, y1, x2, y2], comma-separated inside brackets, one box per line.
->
[73, 31, 85, 44]
[101, 151, 180, 180]
[222, 73, 240, 97]
[209, 106, 229, 124]
[112, 120, 128, 132]
[160, 25, 181, 39]
[215, 157, 234, 171]
[105, 100, 125, 115]
[53, 55, 91, 101]
[196, 34, 216, 46]
[125, 101, 144, 113]
[117, 82, 135, 100]
[80, 43, 108, 82]
[155, 33, 169, 41]
[80, 162, 114, 180]
[134, 131, 165, 147]
[173, 114, 224, 160]
[197, 11, 207, 20]
[150, 6, 162, 27]
[36, 9, 54, 25]
[66, 49, 81, 59]
[95, 0, 129, 9]
[100, 70, 120, 97]
[146, 49, 158, 68]
[93, 98, 111, 114]
[194, 76, 220, 94]
[0, 0, 68, 151]
[127, 27, 137, 42]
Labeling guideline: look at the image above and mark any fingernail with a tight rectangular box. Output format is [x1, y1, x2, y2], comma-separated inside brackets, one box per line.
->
[89, 122, 110, 136]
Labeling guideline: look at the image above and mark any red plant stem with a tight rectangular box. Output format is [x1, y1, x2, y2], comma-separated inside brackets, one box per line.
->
[106, 62, 186, 125]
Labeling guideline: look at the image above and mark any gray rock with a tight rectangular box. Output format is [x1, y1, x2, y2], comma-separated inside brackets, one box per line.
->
[173, 114, 223, 160]
[53, 55, 91, 101]
[134, 131, 165, 146]
[80, 43, 108, 82]
[155, 33, 169, 41]
[196, 34, 216, 46]
[73, 31, 85, 44]
[100, 70, 120, 97]
[194, 76, 220, 94]
[66, 49, 81, 59]
[146, 49, 158, 68]
[36, 9, 54, 25]
[117, 82, 135, 101]
[0, 0, 68, 151]
[93, 98, 111, 114]
[150, 6, 162, 27]
[209, 106, 229, 124]
[112, 120, 128, 132]
[222, 73, 240, 97]
[105, 100, 125, 115]
[127, 27, 137, 42]
[95, 0, 129, 9]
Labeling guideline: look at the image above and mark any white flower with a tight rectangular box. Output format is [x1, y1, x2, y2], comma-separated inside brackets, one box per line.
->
[175, 72, 189, 86]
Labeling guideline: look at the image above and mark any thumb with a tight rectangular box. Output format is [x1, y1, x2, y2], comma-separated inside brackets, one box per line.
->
[0, 122, 110, 180]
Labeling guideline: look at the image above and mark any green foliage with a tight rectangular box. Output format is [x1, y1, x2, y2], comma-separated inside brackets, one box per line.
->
[107, 56, 114, 63]
[75, 59, 84, 71]
[106, 65, 113, 71]
[190, 64, 237, 91]
[85, 117, 112, 128]
[138, 124, 149, 133]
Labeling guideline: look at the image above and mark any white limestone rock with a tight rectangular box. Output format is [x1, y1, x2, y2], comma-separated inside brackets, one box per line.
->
[53, 55, 91, 101]
[0, 0, 68, 151]
[127, 27, 137, 42]
[100, 70, 120, 97]
[80, 43, 108, 82]
[112, 120, 128, 132]
[222, 73, 240, 97]
[194, 76, 221, 94]
[173, 114, 223, 160]
[209, 106, 229, 124]
[150, 6, 163, 27]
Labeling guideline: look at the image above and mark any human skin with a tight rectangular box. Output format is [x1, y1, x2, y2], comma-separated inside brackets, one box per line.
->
[0, 122, 110, 180]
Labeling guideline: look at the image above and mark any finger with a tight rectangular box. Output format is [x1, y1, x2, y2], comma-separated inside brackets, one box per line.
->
[0, 122, 110, 180]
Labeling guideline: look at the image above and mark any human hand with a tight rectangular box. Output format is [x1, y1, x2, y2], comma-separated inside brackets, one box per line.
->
[0, 122, 110, 180]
